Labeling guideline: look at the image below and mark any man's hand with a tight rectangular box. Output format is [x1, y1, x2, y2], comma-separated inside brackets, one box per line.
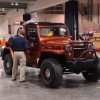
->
[31, 43, 34, 47]
[25, 50, 30, 54]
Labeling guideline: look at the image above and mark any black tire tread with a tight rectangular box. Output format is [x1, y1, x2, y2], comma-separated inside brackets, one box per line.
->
[82, 65, 100, 81]
[4, 54, 13, 75]
[41, 58, 62, 88]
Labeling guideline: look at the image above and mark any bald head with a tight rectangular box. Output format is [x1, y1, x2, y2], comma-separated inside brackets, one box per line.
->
[18, 29, 25, 36]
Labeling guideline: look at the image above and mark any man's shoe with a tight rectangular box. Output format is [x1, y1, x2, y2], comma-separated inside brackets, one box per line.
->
[12, 78, 16, 81]
[20, 80, 27, 83]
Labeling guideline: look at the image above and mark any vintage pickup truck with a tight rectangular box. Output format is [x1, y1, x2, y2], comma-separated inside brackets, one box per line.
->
[2, 22, 100, 88]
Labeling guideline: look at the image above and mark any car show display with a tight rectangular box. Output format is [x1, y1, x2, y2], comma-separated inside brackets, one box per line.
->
[1, 22, 100, 88]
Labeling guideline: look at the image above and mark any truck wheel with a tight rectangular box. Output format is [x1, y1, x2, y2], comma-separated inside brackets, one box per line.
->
[4, 54, 13, 75]
[82, 66, 100, 81]
[40, 58, 62, 88]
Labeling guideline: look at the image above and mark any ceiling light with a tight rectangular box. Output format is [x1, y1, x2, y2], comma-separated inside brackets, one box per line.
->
[15, 2, 19, 6]
[2, 8, 5, 12]
[11, 2, 14, 5]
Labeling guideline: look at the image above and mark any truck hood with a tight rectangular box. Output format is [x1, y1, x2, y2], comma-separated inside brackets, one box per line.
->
[42, 39, 88, 45]
[43, 39, 73, 45]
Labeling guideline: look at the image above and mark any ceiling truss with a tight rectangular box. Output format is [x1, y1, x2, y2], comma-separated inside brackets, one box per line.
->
[0, 0, 37, 15]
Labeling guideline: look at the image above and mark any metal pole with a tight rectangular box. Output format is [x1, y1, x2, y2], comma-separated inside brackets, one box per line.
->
[74, 13, 77, 40]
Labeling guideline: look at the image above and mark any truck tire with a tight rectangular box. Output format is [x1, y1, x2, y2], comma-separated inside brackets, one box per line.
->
[40, 58, 62, 88]
[4, 54, 13, 75]
[82, 65, 100, 81]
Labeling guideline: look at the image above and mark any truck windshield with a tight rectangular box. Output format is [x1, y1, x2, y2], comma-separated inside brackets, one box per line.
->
[39, 27, 69, 37]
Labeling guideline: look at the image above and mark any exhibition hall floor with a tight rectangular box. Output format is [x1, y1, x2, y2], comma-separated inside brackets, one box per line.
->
[0, 54, 100, 100]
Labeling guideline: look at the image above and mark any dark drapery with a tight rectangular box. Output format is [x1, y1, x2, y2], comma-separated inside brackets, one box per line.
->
[65, 1, 78, 40]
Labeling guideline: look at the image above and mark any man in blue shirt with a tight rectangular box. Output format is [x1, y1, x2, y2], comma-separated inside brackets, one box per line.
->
[11, 29, 34, 82]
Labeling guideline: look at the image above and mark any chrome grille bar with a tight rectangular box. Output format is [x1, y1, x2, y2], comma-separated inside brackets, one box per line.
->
[74, 44, 86, 58]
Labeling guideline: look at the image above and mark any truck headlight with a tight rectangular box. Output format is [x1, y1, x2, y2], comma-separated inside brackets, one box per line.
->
[88, 43, 94, 50]
[66, 44, 72, 52]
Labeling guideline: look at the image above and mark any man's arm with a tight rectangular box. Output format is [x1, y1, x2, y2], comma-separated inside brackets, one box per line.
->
[24, 40, 33, 50]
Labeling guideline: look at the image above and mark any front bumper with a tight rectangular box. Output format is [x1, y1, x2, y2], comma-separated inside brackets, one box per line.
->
[66, 50, 99, 71]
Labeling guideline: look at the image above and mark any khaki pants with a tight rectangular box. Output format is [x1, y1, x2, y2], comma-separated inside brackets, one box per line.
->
[12, 52, 26, 81]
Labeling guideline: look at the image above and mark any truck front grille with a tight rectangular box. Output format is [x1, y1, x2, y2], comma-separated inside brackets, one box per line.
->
[74, 44, 86, 58]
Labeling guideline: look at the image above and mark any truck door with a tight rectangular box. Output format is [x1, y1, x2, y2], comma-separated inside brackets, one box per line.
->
[25, 27, 40, 67]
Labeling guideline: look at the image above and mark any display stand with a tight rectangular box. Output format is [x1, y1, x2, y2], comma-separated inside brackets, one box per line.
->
[92, 33, 100, 52]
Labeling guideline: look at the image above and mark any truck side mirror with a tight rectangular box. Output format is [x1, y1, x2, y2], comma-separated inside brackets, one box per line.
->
[27, 28, 37, 42]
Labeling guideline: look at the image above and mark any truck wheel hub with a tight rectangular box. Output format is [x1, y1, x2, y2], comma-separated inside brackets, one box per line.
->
[45, 68, 50, 78]
[6, 61, 10, 68]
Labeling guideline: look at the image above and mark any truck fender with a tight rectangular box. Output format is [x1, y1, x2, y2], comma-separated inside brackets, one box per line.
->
[2, 47, 14, 60]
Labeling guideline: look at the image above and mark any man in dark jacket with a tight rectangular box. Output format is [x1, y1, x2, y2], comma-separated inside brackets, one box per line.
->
[10, 29, 34, 82]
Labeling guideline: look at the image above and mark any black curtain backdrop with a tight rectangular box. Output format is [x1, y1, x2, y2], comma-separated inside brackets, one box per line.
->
[65, 1, 78, 40]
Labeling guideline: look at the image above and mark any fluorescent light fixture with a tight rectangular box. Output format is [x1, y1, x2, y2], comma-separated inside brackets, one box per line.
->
[14, 22, 20, 25]
[2, 8, 5, 12]
[15, 2, 19, 6]
[11, 2, 14, 5]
